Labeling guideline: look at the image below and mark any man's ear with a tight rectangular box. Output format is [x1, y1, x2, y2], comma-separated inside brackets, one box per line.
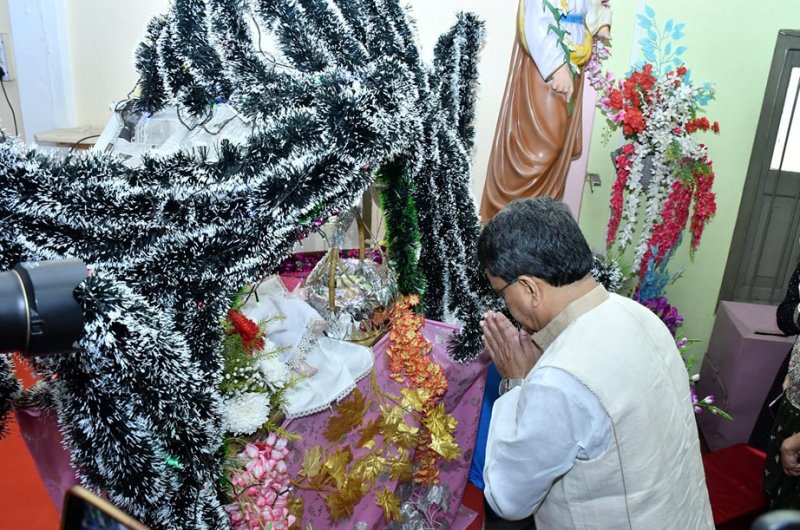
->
[518, 275, 543, 307]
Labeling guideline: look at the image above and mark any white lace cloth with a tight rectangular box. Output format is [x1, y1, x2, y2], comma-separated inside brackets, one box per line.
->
[240, 276, 374, 419]
[282, 336, 373, 419]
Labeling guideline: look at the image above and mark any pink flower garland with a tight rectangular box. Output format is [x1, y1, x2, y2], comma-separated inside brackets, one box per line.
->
[606, 143, 635, 246]
[225, 434, 296, 530]
[690, 161, 717, 255]
[638, 179, 692, 277]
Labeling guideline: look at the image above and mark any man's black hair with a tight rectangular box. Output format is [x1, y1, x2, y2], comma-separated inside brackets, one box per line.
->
[477, 197, 593, 286]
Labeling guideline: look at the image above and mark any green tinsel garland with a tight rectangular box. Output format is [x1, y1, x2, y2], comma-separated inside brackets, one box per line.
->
[377, 159, 426, 299]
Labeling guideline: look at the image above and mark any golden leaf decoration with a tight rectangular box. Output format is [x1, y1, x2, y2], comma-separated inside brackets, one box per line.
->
[357, 417, 384, 449]
[339, 388, 370, 417]
[400, 387, 430, 412]
[429, 432, 462, 460]
[324, 389, 369, 443]
[380, 404, 407, 434]
[379, 404, 421, 449]
[380, 403, 405, 424]
[325, 475, 368, 522]
[324, 446, 353, 489]
[299, 445, 323, 480]
[423, 403, 458, 439]
[393, 420, 420, 450]
[352, 453, 387, 483]
[342, 474, 369, 503]
[386, 448, 414, 482]
[325, 491, 355, 522]
[375, 488, 403, 522]
[389, 459, 413, 481]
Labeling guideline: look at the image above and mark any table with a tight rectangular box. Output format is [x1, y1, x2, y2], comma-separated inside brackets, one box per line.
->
[17, 319, 489, 530]
[283, 319, 488, 529]
[33, 126, 102, 150]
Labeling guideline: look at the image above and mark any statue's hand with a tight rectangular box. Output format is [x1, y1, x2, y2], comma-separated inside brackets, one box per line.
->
[550, 64, 574, 102]
[596, 26, 611, 41]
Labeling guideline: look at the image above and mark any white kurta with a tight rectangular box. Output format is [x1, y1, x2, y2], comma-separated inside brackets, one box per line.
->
[484, 366, 612, 519]
[483, 286, 714, 529]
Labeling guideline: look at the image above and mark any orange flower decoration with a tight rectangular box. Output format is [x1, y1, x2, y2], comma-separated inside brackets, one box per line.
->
[385, 295, 456, 483]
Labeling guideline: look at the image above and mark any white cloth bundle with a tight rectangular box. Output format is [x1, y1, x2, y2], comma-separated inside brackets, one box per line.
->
[240, 276, 374, 419]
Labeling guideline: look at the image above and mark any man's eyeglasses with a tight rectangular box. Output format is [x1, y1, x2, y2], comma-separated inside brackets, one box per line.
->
[496, 278, 519, 298]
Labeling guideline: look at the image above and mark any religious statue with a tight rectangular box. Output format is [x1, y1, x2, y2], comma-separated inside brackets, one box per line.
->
[480, 0, 611, 222]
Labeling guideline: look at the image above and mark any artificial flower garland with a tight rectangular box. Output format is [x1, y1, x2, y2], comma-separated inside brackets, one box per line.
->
[225, 434, 296, 530]
[599, 63, 719, 276]
[385, 295, 455, 484]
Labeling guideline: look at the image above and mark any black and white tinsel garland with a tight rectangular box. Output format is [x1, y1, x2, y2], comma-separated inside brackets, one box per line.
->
[0, 80, 401, 528]
[591, 254, 627, 294]
[134, 0, 491, 359]
[413, 13, 495, 359]
[35, 273, 229, 528]
[0, 354, 21, 440]
[0, 0, 490, 527]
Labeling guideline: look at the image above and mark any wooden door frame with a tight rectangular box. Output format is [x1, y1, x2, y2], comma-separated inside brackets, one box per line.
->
[719, 30, 800, 305]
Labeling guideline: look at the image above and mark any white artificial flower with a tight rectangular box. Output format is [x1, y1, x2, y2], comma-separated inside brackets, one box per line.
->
[256, 356, 291, 390]
[223, 392, 271, 436]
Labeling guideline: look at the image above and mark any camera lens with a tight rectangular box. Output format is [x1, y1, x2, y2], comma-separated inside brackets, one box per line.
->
[0, 269, 30, 354]
[0, 259, 87, 356]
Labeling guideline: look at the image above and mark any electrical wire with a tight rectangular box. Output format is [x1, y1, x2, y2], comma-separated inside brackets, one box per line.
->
[0, 69, 19, 137]
[68, 134, 102, 154]
[249, 13, 299, 72]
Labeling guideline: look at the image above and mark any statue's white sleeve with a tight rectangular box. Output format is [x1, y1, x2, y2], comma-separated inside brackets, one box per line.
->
[586, 0, 612, 35]
[521, 0, 565, 81]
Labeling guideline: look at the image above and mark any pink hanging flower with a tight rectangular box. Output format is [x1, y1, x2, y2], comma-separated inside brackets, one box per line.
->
[638, 180, 693, 277]
[689, 162, 717, 255]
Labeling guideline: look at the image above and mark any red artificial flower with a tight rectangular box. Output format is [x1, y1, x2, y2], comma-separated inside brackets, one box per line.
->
[622, 80, 642, 109]
[608, 89, 624, 110]
[686, 117, 711, 134]
[638, 68, 656, 91]
[227, 310, 265, 353]
[623, 107, 646, 137]
[638, 180, 693, 277]
[606, 145, 635, 246]
[711, 121, 720, 133]
[676, 66, 687, 76]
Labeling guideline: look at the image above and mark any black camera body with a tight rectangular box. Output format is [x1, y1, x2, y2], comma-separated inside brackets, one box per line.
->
[0, 259, 87, 356]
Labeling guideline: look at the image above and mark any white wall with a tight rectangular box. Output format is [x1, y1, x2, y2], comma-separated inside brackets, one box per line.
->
[60, 1, 516, 198]
[7, 0, 76, 143]
[409, 1, 518, 202]
[0, 0, 23, 137]
[67, 0, 170, 128]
